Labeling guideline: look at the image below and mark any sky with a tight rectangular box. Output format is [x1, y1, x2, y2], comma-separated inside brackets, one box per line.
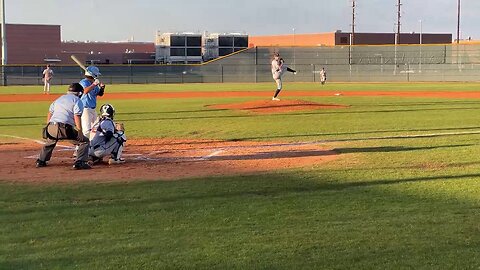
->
[7, 0, 480, 42]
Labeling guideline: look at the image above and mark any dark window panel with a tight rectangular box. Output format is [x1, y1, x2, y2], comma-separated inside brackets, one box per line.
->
[171, 36, 186, 46]
[187, 48, 202, 56]
[219, 48, 234, 56]
[219, 36, 234, 47]
[170, 48, 185, 56]
[187, 36, 202, 46]
[234, 37, 248, 47]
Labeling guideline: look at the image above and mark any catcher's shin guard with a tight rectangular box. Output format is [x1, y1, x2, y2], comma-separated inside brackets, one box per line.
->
[111, 143, 124, 161]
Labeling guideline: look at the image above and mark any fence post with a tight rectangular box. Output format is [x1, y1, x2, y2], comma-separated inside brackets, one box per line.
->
[221, 65, 224, 83]
[254, 64, 257, 83]
[407, 64, 410, 82]
[129, 65, 133, 84]
[0, 65, 4, 86]
[312, 64, 316, 82]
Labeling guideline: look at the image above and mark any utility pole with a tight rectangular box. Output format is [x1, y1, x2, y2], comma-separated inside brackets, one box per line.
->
[1, 0, 6, 86]
[349, 0, 356, 67]
[396, 0, 402, 44]
[457, 0, 461, 44]
[351, 0, 356, 45]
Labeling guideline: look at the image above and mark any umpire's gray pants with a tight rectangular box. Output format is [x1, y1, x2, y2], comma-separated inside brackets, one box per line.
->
[38, 123, 89, 163]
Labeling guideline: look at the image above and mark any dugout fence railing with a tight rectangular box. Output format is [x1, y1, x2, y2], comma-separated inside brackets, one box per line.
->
[1, 44, 480, 86]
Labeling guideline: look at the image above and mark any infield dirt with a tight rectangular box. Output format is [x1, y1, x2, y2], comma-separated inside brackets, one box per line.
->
[0, 139, 339, 183]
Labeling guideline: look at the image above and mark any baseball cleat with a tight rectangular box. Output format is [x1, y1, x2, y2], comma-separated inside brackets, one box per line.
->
[90, 155, 103, 165]
[35, 160, 47, 168]
[108, 158, 125, 165]
[293, 71, 297, 75]
[73, 161, 92, 170]
[272, 97, 280, 101]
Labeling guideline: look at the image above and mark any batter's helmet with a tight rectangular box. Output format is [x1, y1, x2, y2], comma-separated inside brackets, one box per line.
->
[85, 66, 101, 78]
[100, 103, 115, 119]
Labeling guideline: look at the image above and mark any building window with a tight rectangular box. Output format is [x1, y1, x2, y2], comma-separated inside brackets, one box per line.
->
[219, 36, 234, 47]
[170, 48, 186, 56]
[219, 48, 234, 56]
[187, 36, 202, 47]
[234, 37, 248, 47]
[171, 36, 186, 46]
[187, 48, 201, 56]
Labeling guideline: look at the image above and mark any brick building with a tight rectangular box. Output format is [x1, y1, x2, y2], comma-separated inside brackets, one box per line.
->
[250, 31, 452, 47]
[0, 24, 155, 64]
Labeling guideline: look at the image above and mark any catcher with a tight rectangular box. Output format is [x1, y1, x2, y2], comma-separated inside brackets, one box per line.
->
[88, 104, 127, 165]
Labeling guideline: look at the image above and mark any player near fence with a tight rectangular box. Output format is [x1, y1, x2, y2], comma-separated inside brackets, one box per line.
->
[319, 67, 327, 85]
[271, 52, 296, 101]
[89, 104, 127, 165]
[79, 65, 106, 139]
[42, 64, 54, 94]
[35, 83, 91, 170]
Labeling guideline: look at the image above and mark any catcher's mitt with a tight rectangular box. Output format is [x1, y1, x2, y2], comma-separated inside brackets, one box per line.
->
[115, 122, 125, 132]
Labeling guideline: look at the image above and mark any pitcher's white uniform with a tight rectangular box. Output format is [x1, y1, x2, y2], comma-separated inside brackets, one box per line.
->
[42, 65, 53, 94]
[271, 53, 296, 100]
[272, 59, 284, 90]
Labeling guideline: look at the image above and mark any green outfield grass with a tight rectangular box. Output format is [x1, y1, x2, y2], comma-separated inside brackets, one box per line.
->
[1, 81, 480, 94]
[1, 82, 479, 269]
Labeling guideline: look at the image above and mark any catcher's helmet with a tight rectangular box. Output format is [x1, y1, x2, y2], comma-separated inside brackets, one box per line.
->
[100, 103, 115, 119]
[85, 66, 101, 78]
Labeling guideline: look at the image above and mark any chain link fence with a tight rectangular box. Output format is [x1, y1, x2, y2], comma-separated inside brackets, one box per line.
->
[1, 44, 479, 86]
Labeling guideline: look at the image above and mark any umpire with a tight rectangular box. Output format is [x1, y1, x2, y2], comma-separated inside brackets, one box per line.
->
[36, 83, 91, 170]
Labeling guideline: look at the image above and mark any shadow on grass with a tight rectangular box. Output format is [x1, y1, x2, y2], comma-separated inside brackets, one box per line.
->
[333, 144, 472, 154]
[117, 106, 480, 122]
[1, 168, 480, 269]
[231, 126, 480, 141]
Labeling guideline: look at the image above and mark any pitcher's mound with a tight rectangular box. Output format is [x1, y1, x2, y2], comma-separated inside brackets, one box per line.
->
[208, 99, 348, 114]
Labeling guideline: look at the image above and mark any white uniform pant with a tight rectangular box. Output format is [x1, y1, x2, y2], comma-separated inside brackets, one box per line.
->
[89, 137, 124, 160]
[273, 72, 283, 90]
[43, 79, 51, 93]
[81, 108, 97, 139]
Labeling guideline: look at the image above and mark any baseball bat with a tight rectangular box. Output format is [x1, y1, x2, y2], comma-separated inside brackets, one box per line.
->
[70, 55, 92, 77]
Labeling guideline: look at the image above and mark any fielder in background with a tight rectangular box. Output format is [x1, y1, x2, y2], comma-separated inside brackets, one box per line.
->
[271, 52, 296, 101]
[89, 104, 127, 165]
[42, 64, 54, 94]
[79, 65, 105, 139]
[320, 67, 327, 85]
[36, 83, 91, 170]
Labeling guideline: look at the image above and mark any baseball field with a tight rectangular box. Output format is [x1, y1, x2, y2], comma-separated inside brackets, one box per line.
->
[1, 82, 480, 269]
